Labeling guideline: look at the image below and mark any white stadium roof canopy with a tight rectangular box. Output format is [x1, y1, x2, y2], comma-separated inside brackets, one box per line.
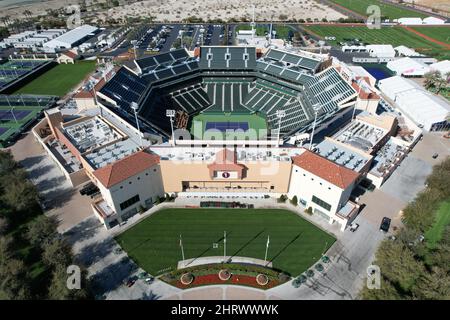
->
[387, 57, 430, 76]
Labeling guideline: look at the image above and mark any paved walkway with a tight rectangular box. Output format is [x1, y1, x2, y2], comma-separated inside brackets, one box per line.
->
[178, 256, 273, 269]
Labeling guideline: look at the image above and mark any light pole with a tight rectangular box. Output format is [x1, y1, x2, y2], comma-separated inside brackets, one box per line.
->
[166, 109, 176, 145]
[131, 102, 144, 149]
[6, 96, 17, 124]
[276, 110, 286, 146]
[309, 105, 320, 151]
[352, 81, 362, 120]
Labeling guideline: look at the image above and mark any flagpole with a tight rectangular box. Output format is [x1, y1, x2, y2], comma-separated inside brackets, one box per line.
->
[264, 235, 270, 263]
[223, 231, 226, 262]
[180, 234, 185, 266]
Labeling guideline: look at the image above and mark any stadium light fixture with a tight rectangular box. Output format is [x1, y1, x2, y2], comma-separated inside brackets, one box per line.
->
[276, 110, 286, 146]
[309, 104, 320, 150]
[131, 102, 144, 149]
[166, 109, 176, 145]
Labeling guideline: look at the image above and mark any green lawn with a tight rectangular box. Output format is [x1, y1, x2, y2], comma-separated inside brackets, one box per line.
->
[115, 208, 335, 276]
[236, 24, 294, 40]
[303, 25, 450, 60]
[425, 200, 450, 249]
[14, 61, 96, 97]
[329, 0, 427, 19]
[410, 26, 450, 45]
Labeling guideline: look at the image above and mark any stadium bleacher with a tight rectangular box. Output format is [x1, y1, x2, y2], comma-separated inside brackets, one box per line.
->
[97, 46, 356, 137]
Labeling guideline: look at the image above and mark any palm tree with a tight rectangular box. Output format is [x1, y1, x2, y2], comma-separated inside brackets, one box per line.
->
[423, 70, 440, 90]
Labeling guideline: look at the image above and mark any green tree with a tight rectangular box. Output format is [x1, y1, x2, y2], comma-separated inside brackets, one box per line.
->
[360, 277, 403, 300]
[42, 238, 73, 267]
[290, 195, 298, 206]
[0, 258, 30, 300]
[373, 240, 424, 293]
[47, 265, 90, 300]
[26, 215, 58, 247]
[412, 267, 450, 299]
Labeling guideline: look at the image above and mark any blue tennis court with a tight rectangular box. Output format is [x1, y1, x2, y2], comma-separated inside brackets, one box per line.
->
[0, 109, 32, 121]
[0, 127, 8, 135]
[205, 121, 249, 132]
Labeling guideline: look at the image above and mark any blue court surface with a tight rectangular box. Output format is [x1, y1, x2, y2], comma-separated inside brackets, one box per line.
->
[0, 109, 32, 121]
[205, 121, 249, 132]
[0, 127, 8, 135]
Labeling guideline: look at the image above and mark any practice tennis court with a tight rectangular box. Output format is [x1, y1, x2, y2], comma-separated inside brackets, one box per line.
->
[0, 109, 32, 121]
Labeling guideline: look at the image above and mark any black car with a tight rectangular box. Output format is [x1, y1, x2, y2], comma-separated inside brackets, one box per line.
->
[380, 217, 391, 233]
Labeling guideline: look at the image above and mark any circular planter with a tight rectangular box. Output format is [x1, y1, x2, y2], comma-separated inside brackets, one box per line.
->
[298, 274, 307, 283]
[306, 269, 315, 278]
[180, 273, 194, 285]
[321, 255, 330, 264]
[256, 274, 269, 286]
[315, 263, 324, 272]
[218, 269, 231, 281]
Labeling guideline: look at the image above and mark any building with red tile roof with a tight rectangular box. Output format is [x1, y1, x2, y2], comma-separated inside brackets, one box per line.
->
[292, 150, 359, 189]
[93, 150, 160, 188]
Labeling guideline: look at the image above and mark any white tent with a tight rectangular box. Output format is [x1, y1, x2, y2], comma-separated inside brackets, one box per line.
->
[423, 17, 446, 25]
[387, 57, 430, 76]
[430, 60, 450, 76]
[394, 45, 422, 57]
[378, 76, 450, 131]
[397, 17, 423, 25]
[365, 45, 396, 58]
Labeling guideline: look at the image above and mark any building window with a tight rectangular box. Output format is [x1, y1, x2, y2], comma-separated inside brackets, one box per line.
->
[207, 53, 213, 60]
[120, 186, 123, 189]
[328, 187, 331, 190]
[225, 53, 231, 60]
[153, 169, 157, 172]
[312, 195, 332, 211]
[320, 182, 322, 185]
[120, 194, 140, 211]
[137, 177, 140, 180]
[295, 169, 298, 172]
[303, 173, 306, 176]
[243, 53, 249, 60]
[146, 173, 149, 176]
[129, 181, 132, 184]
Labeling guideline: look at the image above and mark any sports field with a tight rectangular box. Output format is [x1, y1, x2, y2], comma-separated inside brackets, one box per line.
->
[410, 26, 450, 45]
[116, 208, 335, 276]
[14, 61, 96, 97]
[190, 113, 268, 140]
[0, 104, 45, 147]
[303, 25, 450, 60]
[328, 0, 427, 19]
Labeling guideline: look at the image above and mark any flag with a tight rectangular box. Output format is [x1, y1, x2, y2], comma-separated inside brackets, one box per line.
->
[224, 231, 226, 244]
[179, 234, 182, 247]
[266, 235, 270, 248]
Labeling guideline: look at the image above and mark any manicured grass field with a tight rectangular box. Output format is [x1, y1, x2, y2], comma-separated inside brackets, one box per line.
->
[303, 25, 450, 60]
[14, 61, 96, 97]
[425, 200, 450, 249]
[115, 209, 336, 276]
[236, 24, 294, 40]
[328, 0, 427, 19]
[190, 113, 268, 140]
[410, 26, 450, 45]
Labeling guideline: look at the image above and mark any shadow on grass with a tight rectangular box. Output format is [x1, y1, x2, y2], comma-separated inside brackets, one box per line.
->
[267, 232, 302, 267]
[229, 229, 265, 259]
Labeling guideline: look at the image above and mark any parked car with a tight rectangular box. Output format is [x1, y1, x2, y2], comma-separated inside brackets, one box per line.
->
[349, 222, 359, 232]
[380, 217, 391, 233]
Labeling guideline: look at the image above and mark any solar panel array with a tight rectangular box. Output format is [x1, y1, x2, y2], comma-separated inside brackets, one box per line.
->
[199, 47, 257, 70]
[99, 67, 147, 112]
[265, 49, 321, 71]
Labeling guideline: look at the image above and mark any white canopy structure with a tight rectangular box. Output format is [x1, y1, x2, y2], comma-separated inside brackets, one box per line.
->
[430, 60, 450, 76]
[387, 57, 430, 77]
[365, 45, 396, 58]
[378, 76, 450, 131]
